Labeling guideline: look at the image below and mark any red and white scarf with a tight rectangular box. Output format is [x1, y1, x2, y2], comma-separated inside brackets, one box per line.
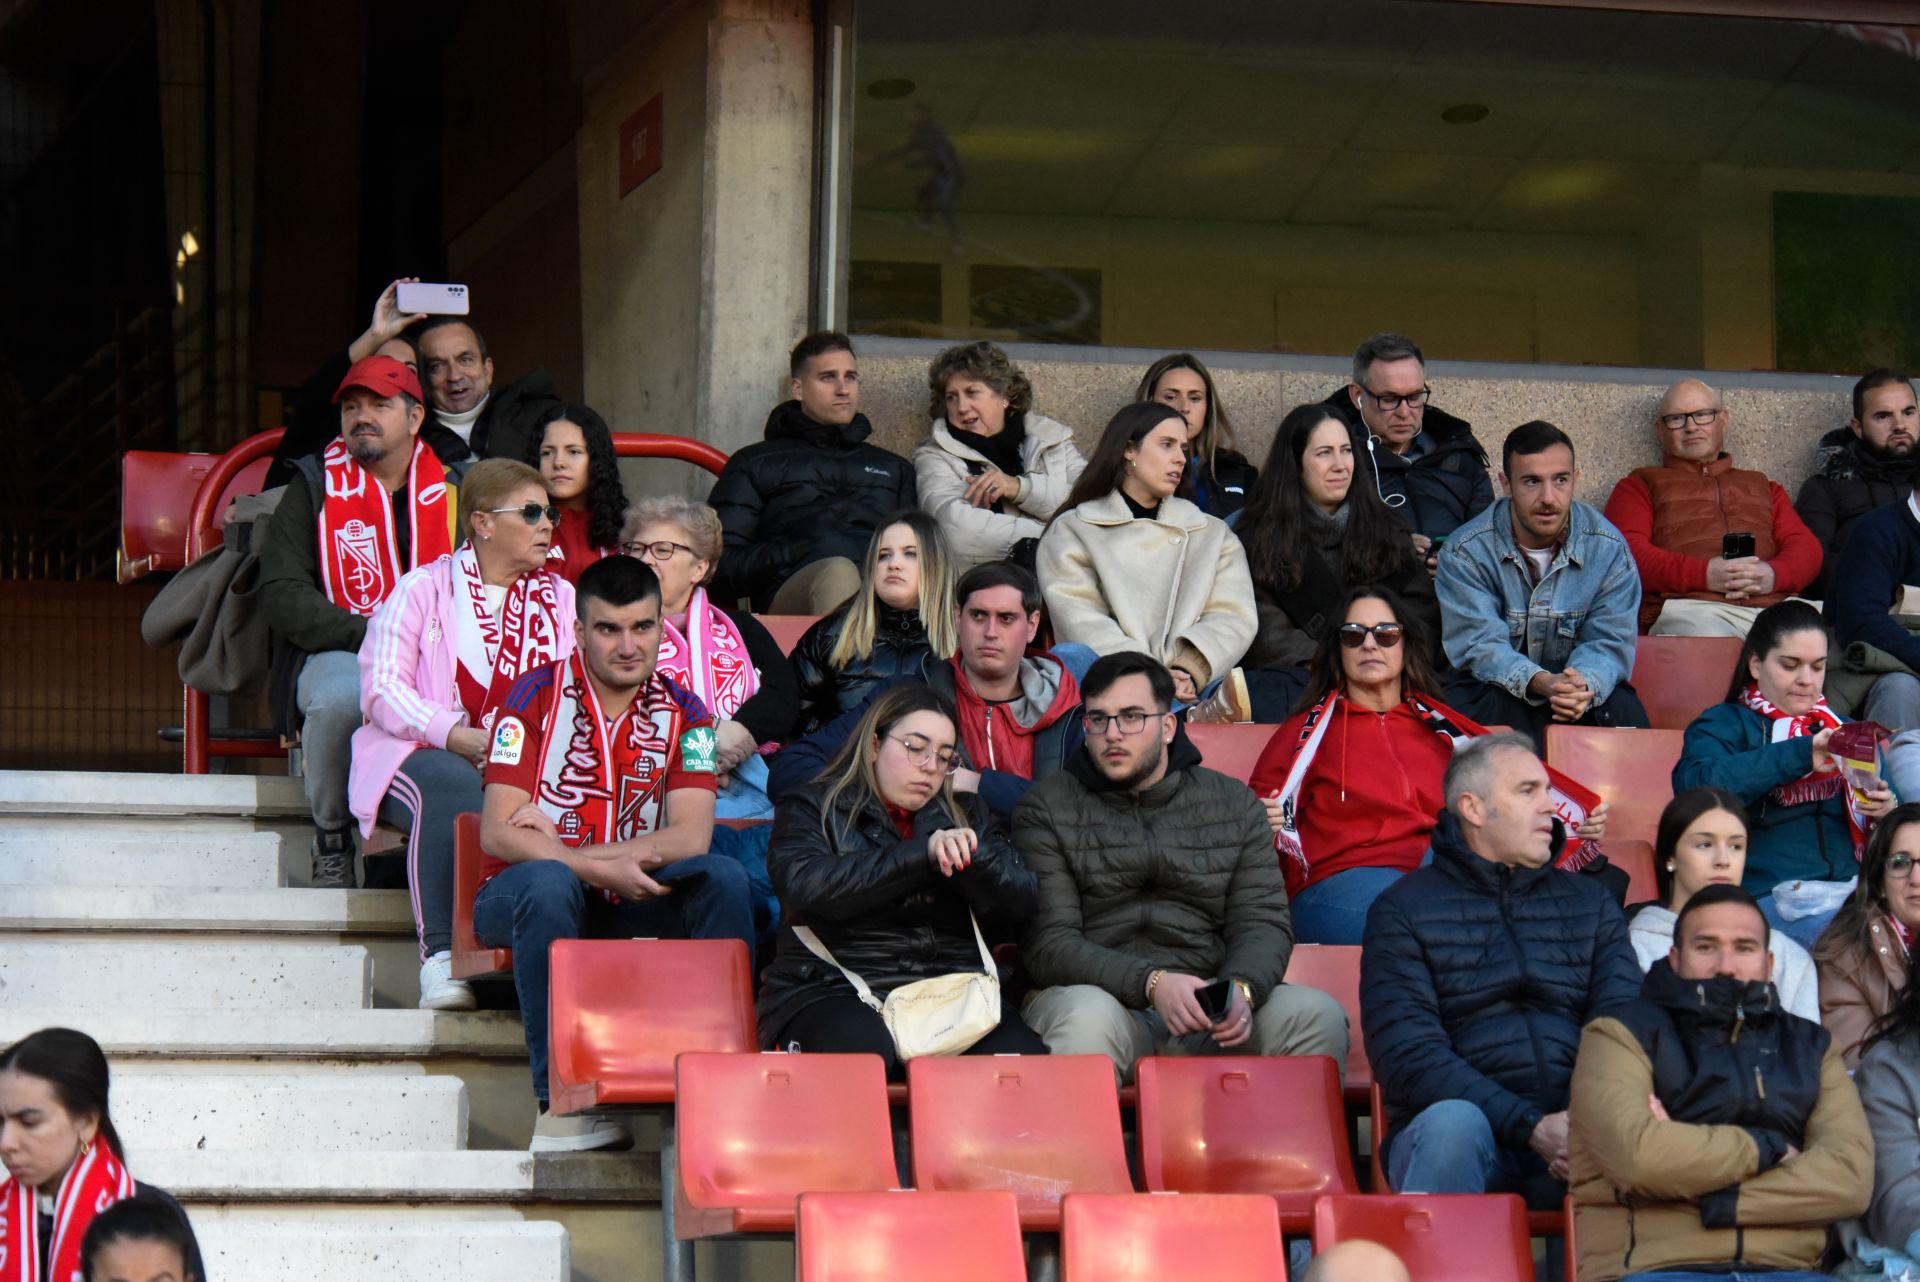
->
[316, 436, 452, 615]
[1741, 683, 1870, 855]
[451, 544, 565, 728]
[0, 1140, 135, 1282]
[655, 587, 759, 723]
[1273, 689, 1606, 881]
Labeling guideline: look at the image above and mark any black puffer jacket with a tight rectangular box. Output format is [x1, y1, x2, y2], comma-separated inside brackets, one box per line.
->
[709, 401, 918, 609]
[1795, 426, 1913, 595]
[1317, 388, 1494, 541]
[756, 784, 1037, 1044]
[789, 601, 933, 735]
[1361, 809, 1642, 1152]
[1189, 449, 1259, 520]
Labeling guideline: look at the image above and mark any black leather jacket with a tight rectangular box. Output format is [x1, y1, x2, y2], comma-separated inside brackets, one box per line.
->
[789, 600, 933, 734]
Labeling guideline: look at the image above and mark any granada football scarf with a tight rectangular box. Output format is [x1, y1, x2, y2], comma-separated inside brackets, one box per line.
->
[655, 586, 759, 722]
[451, 544, 565, 726]
[1272, 689, 1607, 880]
[316, 436, 452, 615]
[0, 1139, 135, 1282]
[1741, 683, 1869, 856]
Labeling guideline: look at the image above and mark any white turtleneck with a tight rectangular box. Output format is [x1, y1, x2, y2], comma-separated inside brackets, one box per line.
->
[436, 392, 491, 443]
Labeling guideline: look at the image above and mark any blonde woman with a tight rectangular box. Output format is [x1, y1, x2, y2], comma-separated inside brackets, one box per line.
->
[756, 684, 1044, 1078]
[1137, 352, 1257, 519]
[789, 510, 958, 733]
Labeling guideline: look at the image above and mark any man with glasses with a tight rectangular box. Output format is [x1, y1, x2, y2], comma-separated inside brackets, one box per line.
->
[1604, 378, 1821, 637]
[1318, 331, 1493, 557]
[1013, 651, 1349, 1083]
[259, 354, 470, 887]
[1797, 368, 1918, 597]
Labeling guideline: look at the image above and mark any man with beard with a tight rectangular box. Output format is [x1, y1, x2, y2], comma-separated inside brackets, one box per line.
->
[1797, 368, 1917, 597]
[1012, 651, 1349, 1083]
[1435, 421, 1650, 751]
[259, 355, 467, 886]
[410, 315, 564, 462]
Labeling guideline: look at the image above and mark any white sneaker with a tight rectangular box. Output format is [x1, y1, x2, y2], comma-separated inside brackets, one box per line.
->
[418, 951, 476, 1011]
[531, 1109, 633, 1153]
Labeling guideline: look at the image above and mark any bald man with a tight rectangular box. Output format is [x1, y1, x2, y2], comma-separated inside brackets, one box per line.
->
[1300, 1241, 1411, 1282]
[1602, 379, 1822, 637]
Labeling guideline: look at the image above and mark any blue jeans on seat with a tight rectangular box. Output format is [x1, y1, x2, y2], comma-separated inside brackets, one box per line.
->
[472, 853, 755, 1101]
[1386, 1099, 1563, 1211]
[1291, 866, 1415, 946]
[1760, 893, 1839, 954]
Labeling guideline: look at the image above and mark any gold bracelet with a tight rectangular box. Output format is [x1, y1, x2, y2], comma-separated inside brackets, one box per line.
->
[1234, 979, 1254, 1008]
[1144, 969, 1165, 1003]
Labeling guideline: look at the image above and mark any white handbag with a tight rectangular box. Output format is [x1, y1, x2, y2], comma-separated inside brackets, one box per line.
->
[791, 914, 1002, 1060]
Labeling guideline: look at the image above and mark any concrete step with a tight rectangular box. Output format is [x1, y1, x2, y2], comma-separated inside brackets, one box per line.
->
[116, 1071, 467, 1153]
[0, 884, 413, 933]
[0, 940, 370, 1010]
[191, 1215, 569, 1282]
[145, 1148, 658, 1201]
[0, 1006, 524, 1059]
[0, 769, 308, 819]
[0, 819, 290, 887]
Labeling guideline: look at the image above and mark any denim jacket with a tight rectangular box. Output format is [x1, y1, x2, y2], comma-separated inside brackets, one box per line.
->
[1434, 498, 1640, 704]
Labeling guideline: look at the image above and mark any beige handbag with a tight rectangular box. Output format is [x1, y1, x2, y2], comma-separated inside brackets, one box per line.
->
[791, 914, 1002, 1060]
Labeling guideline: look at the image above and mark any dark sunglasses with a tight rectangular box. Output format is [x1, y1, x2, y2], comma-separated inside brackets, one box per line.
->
[487, 503, 561, 526]
[1338, 622, 1403, 649]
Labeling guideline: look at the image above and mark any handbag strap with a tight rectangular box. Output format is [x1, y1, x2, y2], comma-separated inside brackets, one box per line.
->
[791, 913, 995, 1015]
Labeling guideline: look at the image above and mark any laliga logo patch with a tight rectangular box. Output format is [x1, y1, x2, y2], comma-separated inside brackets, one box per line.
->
[680, 725, 718, 773]
[490, 716, 526, 765]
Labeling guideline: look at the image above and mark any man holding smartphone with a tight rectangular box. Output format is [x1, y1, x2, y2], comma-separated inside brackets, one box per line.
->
[1603, 378, 1822, 638]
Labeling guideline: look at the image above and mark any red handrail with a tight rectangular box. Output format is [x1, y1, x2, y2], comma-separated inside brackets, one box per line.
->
[185, 428, 286, 562]
[610, 431, 730, 476]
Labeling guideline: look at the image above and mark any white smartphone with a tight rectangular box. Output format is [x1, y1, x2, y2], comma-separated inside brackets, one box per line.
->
[396, 282, 470, 316]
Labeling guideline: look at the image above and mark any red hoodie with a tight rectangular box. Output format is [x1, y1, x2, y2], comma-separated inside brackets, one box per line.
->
[547, 507, 611, 585]
[948, 654, 1079, 781]
[1248, 698, 1450, 898]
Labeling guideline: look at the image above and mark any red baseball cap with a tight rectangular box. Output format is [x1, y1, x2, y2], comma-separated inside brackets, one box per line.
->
[332, 354, 423, 405]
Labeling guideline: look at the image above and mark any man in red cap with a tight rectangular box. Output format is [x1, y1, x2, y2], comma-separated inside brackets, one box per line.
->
[259, 354, 468, 887]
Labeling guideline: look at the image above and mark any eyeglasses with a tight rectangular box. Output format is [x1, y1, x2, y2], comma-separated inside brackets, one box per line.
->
[1360, 386, 1430, 413]
[1658, 408, 1723, 431]
[488, 503, 560, 526]
[887, 734, 959, 774]
[1886, 853, 1919, 878]
[1083, 709, 1159, 737]
[622, 539, 695, 561]
[1338, 622, 1404, 649]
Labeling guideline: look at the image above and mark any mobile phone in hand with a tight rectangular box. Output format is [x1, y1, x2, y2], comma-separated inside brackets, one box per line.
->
[1722, 531, 1756, 560]
[1195, 979, 1234, 1022]
[395, 282, 470, 316]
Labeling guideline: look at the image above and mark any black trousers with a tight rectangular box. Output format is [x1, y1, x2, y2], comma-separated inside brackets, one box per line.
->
[773, 994, 1049, 1080]
[1440, 671, 1650, 753]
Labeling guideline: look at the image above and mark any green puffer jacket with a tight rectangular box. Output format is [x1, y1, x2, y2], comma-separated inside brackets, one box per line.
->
[1012, 727, 1293, 1007]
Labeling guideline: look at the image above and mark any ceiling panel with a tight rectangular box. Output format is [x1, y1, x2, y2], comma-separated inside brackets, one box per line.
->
[1104, 142, 1334, 220]
[1721, 84, 1920, 171]
[1534, 75, 1771, 163]
[1345, 65, 1578, 158]
[945, 131, 1147, 215]
[1288, 149, 1521, 228]
[1159, 57, 1386, 148]
[1476, 159, 1694, 236]
[966, 49, 1184, 138]
[856, 40, 1011, 133]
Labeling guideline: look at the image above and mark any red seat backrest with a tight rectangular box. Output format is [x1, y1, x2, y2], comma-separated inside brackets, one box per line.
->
[1633, 635, 1743, 731]
[1312, 1193, 1533, 1282]
[754, 614, 820, 657]
[1063, 1193, 1287, 1282]
[1604, 838, 1659, 905]
[798, 1191, 1025, 1282]
[1187, 722, 1281, 787]
[1280, 944, 1370, 1099]
[451, 813, 511, 980]
[1544, 726, 1684, 848]
[119, 451, 272, 582]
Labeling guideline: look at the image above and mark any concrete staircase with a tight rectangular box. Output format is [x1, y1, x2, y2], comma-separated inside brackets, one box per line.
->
[0, 769, 701, 1282]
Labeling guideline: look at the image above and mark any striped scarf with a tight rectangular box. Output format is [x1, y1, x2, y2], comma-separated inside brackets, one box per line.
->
[0, 1140, 135, 1282]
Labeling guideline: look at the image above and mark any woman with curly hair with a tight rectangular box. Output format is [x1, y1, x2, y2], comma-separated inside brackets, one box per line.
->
[1137, 352, 1257, 519]
[914, 340, 1085, 570]
[525, 402, 629, 583]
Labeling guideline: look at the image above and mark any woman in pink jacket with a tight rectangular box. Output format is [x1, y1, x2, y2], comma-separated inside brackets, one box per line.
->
[349, 458, 575, 1011]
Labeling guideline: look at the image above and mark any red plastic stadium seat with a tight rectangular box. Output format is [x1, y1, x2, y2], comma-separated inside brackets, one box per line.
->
[1063, 1193, 1287, 1282]
[908, 1055, 1133, 1231]
[1188, 722, 1278, 786]
[1312, 1193, 1533, 1282]
[754, 614, 821, 657]
[1281, 945, 1370, 1105]
[1368, 1086, 1564, 1238]
[1633, 635, 1743, 731]
[1136, 1055, 1358, 1231]
[798, 1191, 1025, 1282]
[547, 939, 757, 1114]
[451, 813, 511, 980]
[1605, 838, 1659, 904]
[673, 1052, 897, 1239]
[1544, 726, 1683, 848]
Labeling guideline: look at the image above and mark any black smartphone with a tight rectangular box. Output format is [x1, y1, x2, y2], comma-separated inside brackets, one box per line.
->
[1195, 979, 1234, 1022]
[1723, 531, 1756, 560]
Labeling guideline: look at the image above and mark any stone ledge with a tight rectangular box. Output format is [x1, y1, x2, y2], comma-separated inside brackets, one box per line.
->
[0, 1006, 526, 1058]
[0, 885, 413, 933]
[149, 1149, 661, 1202]
[0, 770, 308, 818]
[118, 1071, 467, 1153]
[191, 1216, 569, 1282]
[0, 939, 371, 1010]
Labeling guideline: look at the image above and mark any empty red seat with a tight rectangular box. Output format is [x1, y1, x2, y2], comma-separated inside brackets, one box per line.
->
[1188, 722, 1280, 785]
[674, 1052, 897, 1239]
[908, 1055, 1133, 1230]
[1633, 635, 1743, 731]
[119, 450, 276, 582]
[1312, 1193, 1532, 1282]
[1136, 1055, 1358, 1231]
[451, 812, 510, 980]
[1281, 944, 1370, 1104]
[1063, 1193, 1287, 1282]
[754, 614, 821, 656]
[1605, 838, 1658, 904]
[1544, 726, 1683, 848]
[798, 1191, 1025, 1282]
[548, 939, 757, 1113]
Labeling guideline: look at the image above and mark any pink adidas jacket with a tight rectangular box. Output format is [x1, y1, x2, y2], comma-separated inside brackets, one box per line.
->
[348, 555, 576, 834]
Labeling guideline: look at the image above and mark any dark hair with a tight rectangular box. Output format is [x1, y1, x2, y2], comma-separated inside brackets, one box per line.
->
[1136, 352, 1239, 474]
[1653, 787, 1750, 905]
[1081, 651, 1175, 712]
[1815, 801, 1920, 975]
[1239, 404, 1418, 592]
[81, 1195, 198, 1282]
[0, 1028, 122, 1160]
[1053, 402, 1189, 520]
[574, 554, 662, 618]
[926, 341, 1033, 422]
[1672, 882, 1769, 951]
[408, 315, 489, 362]
[1351, 332, 1425, 388]
[790, 331, 855, 380]
[526, 403, 630, 549]
[1723, 599, 1827, 704]
[955, 560, 1042, 617]
[1501, 420, 1576, 476]
[1853, 367, 1915, 422]
[1296, 587, 1439, 712]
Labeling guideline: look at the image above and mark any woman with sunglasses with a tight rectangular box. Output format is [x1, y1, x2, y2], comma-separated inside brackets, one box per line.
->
[1248, 586, 1607, 944]
[756, 685, 1046, 1078]
[524, 403, 630, 583]
[1235, 402, 1440, 721]
[350, 458, 575, 1012]
[1814, 802, 1920, 1068]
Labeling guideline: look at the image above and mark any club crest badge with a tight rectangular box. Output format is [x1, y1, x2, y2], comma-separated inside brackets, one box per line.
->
[333, 518, 386, 612]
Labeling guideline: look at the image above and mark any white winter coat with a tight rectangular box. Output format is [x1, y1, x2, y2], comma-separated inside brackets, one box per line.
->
[913, 412, 1086, 569]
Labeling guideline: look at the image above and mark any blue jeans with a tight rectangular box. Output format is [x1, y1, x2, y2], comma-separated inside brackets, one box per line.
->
[1622, 1274, 1827, 1281]
[1759, 893, 1839, 953]
[472, 853, 755, 1101]
[1386, 1099, 1562, 1211]
[294, 649, 361, 832]
[1291, 866, 1415, 946]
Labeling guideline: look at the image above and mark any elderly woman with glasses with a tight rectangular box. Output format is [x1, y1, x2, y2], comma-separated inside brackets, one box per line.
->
[350, 458, 575, 1011]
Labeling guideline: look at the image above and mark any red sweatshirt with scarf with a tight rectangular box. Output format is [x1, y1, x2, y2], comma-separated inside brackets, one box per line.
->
[1250, 699, 1451, 898]
[947, 654, 1080, 781]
